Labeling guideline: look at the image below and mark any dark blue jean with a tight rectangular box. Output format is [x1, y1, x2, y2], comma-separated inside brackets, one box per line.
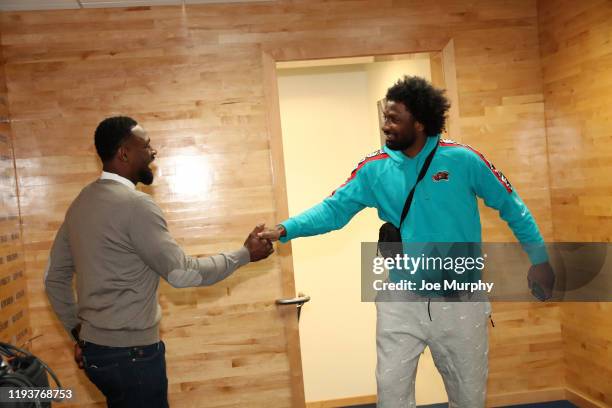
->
[82, 341, 169, 408]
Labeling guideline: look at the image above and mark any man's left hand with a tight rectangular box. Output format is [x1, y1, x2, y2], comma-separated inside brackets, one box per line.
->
[74, 342, 84, 369]
[528, 262, 555, 301]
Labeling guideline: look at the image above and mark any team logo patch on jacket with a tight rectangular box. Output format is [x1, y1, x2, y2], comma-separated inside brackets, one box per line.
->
[432, 170, 450, 182]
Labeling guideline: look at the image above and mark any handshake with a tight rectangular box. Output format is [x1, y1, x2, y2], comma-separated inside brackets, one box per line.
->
[243, 224, 287, 262]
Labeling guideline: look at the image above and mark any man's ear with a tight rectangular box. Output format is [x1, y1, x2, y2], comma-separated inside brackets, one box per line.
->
[415, 121, 425, 133]
[117, 145, 129, 162]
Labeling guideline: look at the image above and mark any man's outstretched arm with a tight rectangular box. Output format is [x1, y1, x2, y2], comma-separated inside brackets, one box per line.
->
[130, 195, 273, 288]
[259, 157, 376, 242]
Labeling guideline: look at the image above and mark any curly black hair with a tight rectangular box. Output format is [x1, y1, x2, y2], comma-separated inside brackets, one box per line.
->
[94, 116, 137, 162]
[385, 76, 451, 136]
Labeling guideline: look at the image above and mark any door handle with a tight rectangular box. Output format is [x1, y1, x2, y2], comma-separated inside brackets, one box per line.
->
[276, 294, 310, 321]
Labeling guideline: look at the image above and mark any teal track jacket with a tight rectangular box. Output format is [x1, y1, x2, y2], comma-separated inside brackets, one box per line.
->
[280, 136, 547, 265]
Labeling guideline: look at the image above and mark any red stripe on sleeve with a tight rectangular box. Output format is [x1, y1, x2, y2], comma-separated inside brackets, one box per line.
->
[330, 153, 389, 196]
[439, 140, 513, 193]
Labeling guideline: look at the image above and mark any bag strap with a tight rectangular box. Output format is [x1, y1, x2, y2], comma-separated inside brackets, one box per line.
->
[398, 140, 439, 229]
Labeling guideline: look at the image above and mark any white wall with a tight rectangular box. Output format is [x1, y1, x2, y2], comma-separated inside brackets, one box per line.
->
[277, 57, 446, 405]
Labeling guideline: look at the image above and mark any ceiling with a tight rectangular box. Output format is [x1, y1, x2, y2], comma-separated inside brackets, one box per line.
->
[0, 0, 274, 11]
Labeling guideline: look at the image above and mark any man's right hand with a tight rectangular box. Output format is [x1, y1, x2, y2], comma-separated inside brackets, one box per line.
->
[244, 224, 274, 261]
[257, 225, 286, 242]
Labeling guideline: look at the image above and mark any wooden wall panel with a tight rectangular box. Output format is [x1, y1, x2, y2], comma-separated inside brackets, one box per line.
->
[538, 0, 612, 242]
[0, 32, 31, 348]
[0, 1, 561, 406]
[448, 3, 562, 401]
[538, 0, 612, 406]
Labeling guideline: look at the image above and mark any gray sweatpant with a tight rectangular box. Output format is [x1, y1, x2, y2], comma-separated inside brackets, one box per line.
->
[375, 291, 491, 408]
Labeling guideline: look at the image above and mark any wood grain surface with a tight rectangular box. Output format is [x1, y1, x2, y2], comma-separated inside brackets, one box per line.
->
[539, 0, 612, 406]
[0, 0, 595, 406]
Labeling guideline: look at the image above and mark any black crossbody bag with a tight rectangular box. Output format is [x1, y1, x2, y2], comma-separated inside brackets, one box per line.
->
[377, 143, 438, 257]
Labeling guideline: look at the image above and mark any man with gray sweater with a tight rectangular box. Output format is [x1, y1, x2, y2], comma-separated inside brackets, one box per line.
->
[44, 116, 273, 408]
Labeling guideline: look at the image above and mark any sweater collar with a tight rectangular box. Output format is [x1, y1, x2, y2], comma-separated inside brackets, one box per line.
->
[100, 171, 136, 190]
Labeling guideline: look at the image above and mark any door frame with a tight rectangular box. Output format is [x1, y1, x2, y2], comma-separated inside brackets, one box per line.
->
[260, 39, 459, 408]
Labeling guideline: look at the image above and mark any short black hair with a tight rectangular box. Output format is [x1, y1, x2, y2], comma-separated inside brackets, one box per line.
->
[94, 116, 137, 162]
[385, 76, 451, 136]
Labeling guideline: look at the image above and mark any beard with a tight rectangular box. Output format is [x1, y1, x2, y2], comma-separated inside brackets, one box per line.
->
[385, 134, 416, 151]
[138, 166, 154, 185]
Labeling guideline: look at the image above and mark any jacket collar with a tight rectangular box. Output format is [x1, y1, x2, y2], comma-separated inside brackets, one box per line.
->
[383, 134, 440, 165]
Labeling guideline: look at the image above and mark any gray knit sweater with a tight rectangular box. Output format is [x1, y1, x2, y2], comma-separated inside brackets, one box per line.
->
[44, 178, 250, 347]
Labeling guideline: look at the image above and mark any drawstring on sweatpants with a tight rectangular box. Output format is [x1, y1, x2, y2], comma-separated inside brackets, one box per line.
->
[427, 298, 432, 321]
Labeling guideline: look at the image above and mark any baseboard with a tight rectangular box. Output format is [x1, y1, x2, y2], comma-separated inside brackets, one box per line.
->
[306, 394, 376, 408]
[306, 387, 612, 408]
[307, 388, 569, 408]
[487, 388, 567, 407]
[566, 388, 611, 408]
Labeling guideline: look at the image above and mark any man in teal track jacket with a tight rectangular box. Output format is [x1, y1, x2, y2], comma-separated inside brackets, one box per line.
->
[260, 76, 555, 407]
